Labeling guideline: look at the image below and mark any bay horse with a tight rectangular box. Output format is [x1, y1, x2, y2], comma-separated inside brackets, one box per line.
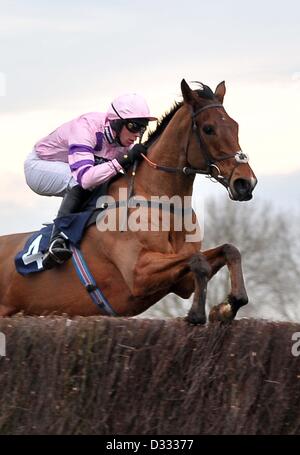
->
[0, 79, 257, 323]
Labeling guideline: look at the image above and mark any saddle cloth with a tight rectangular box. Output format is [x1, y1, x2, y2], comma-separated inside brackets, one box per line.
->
[14, 178, 114, 276]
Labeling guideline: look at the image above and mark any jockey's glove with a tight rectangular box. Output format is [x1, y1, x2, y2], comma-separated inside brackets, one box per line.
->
[118, 144, 147, 170]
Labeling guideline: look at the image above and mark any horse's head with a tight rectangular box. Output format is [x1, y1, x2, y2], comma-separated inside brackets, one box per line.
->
[181, 79, 257, 201]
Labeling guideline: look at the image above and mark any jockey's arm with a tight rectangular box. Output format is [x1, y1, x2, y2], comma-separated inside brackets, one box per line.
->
[68, 144, 123, 189]
[67, 116, 126, 189]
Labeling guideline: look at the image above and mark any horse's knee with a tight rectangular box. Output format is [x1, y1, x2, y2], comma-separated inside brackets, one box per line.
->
[188, 254, 211, 278]
[222, 243, 242, 262]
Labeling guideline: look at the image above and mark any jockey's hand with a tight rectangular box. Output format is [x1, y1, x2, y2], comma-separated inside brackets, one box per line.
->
[118, 144, 147, 170]
[128, 143, 148, 162]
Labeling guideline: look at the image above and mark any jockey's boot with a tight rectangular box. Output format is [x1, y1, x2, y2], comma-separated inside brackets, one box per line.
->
[42, 185, 91, 270]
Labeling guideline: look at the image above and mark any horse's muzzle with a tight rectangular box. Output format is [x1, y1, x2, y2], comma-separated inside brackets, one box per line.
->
[230, 177, 257, 201]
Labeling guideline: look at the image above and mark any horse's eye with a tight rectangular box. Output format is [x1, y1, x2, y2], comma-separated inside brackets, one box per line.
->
[203, 125, 215, 135]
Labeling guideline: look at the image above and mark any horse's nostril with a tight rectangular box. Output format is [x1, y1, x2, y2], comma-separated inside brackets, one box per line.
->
[233, 179, 252, 196]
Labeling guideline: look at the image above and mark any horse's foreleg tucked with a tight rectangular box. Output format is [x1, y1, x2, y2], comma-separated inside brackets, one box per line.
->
[203, 243, 248, 323]
[186, 255, 211, 325]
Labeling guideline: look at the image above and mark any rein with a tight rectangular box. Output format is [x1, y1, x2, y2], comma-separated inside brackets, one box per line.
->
[141, 103, 249, 188]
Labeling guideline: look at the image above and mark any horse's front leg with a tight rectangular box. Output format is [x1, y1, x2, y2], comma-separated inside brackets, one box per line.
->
[203, 243, 248, 323]
[130, 250, 210, 324]
[185, 255, 211, 325]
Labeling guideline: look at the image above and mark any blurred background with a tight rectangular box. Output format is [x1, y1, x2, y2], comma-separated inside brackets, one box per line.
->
[1, 0, 299, 320]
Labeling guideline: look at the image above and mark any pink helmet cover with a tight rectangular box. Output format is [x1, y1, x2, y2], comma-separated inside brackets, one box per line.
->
[106, 93, 157, 121]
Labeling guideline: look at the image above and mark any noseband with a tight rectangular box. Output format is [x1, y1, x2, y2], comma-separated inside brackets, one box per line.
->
[142, 103, 249, 190]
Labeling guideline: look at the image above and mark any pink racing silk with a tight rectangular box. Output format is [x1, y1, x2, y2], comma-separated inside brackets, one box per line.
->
[34, 112, 128, 189]
[68, 144, 123, 189]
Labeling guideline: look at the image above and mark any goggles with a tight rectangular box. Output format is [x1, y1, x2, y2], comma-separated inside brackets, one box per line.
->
[125, 120, 148, 134]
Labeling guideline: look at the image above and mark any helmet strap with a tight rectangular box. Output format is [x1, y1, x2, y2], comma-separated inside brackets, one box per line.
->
[104, 125, 116, 144]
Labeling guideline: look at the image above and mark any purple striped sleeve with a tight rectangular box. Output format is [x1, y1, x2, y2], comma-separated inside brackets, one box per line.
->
[70, 159, 94, 171]
[79, 161, 120, 189]
[77, 166, 92, 186]
[68, 144, 95, 187]
[69, 144, 94, 155]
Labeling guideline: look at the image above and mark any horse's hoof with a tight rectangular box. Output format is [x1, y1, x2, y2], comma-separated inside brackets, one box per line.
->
[186, 312, 207, 325]
[208, 302, 234, 323]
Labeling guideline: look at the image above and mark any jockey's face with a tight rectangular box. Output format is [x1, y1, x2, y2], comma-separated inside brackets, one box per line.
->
[119, 125, 141, 147]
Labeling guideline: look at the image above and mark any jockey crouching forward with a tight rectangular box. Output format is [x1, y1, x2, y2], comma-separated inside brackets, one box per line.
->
[24, 93, 157, 270]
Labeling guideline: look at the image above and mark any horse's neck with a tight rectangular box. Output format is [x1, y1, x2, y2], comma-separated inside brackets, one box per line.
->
[136, 107, 195, 198]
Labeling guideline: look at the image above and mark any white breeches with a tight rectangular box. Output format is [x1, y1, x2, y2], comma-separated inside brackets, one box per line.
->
[24, 150, 77, 197]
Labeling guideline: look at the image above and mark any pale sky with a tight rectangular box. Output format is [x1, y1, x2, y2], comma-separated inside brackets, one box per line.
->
[0, 0, 299, 234]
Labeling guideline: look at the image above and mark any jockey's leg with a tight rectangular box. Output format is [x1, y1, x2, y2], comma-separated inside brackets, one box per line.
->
[42, 185, 91, 269]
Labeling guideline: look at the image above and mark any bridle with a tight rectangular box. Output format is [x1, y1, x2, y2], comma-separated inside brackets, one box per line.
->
[141, 103, 249, 190]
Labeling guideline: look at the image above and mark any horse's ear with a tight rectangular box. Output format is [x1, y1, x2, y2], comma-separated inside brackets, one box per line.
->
[181, 79, 198, 107]
[215, 81, 226, 104]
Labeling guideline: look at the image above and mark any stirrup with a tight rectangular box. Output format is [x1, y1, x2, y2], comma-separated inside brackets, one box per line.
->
[42, 238, 73, 270]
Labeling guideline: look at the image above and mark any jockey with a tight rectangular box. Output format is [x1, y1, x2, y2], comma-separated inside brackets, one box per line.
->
[24, 93, 157, 270]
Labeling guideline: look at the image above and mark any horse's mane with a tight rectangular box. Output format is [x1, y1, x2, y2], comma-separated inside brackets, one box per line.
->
[145, 82, 215, 147]
[145, 102, 182, 146]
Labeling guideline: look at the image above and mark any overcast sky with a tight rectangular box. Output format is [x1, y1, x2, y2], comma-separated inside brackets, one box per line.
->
[0, 0, 299, 234]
